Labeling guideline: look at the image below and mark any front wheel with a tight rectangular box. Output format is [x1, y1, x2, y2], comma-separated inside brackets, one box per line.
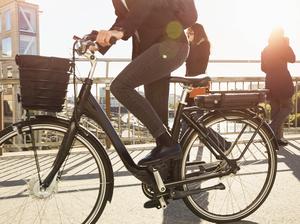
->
[0, 116, 113, 224]
[180, 110, 277, 223]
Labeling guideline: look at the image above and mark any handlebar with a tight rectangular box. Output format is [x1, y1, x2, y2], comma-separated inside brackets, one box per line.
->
[73, 30, 117, 56]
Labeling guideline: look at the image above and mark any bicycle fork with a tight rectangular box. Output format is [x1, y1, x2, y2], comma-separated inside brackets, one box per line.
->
[42, 119, 78, 188]
[42, 81, 89, 188]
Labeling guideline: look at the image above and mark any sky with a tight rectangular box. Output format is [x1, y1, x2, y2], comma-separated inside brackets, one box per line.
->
[27, 0, 300, 76]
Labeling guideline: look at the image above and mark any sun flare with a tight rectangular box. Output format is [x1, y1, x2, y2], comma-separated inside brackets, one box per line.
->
[234, 0, 299, 40]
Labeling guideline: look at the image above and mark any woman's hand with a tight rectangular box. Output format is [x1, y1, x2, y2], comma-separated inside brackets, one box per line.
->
[96, 30, 124, 47]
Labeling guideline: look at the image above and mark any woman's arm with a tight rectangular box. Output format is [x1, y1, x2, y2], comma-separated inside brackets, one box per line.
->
[111, 0, 154, 40]
[281, 38, 296, 63]
[285, 46, 296, 63]
[96, 0, 154, 47]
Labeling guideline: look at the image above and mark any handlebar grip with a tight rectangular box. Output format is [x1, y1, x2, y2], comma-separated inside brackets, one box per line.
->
[73, 35, 81, 41]
[88, 30, 117, 45]
[95, 36, 117, 52]
[88, 30, 117, 47]
[89, 30, 98, 41]
[109, 36, 117, 45]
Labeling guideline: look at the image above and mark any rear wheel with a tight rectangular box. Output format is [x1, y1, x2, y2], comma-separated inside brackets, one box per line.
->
[180, 110, 277, 223]
[0, 117, 113, 224]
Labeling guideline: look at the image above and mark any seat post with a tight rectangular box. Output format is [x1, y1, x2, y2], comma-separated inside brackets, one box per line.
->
[179, 85, 191, 105]
[171, 85, 192, 141]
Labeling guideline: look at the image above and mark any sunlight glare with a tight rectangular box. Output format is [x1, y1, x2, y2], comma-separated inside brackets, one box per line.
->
[234, 0, 299, 41]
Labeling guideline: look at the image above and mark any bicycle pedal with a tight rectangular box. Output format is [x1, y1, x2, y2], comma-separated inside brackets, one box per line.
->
[144, 198, 169, 209]
[144, 199, 160, 209]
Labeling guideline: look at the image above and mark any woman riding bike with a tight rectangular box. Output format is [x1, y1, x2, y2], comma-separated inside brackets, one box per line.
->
[93, 0, 196, 166]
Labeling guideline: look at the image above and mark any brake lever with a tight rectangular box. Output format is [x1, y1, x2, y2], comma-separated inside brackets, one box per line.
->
[79, 39, 97, 55]
[73, 35, 81, 41]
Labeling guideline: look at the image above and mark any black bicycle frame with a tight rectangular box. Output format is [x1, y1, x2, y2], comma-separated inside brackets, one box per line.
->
[42, 77, 232, 189]
[43, 78, 155, 188]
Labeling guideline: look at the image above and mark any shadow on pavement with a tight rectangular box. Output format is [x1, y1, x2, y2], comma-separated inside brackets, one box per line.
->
[224, 221, 258, 224]
[162, 200, 258, 224]
[277, 142, 300, 181]
[162, 199, 203, 224]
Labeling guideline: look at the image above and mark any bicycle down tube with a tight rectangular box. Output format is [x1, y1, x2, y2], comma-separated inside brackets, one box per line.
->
[43, 79, 155, 189]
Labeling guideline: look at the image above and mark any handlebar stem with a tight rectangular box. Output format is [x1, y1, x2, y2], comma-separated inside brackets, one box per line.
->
[84, 51, 97, 80]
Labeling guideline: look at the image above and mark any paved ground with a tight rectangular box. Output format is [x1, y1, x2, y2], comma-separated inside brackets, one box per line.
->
[0, 137, 299, 224]
[98, 138, 300, 224]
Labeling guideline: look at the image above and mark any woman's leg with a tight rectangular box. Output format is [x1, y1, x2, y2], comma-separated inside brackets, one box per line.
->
[110, 40, 189, 165]
[110, 40, 188, 138]
[270, 98, 280, 138]
[144, 76, 170, 127]
[270, 98, 292, 142]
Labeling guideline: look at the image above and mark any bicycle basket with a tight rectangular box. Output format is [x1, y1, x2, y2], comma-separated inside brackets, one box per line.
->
[195, 90, 267, 110]
[16, 55, 71, 112]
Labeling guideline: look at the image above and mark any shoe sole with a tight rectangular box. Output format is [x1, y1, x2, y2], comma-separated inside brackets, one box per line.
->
[139, 153, 181, 167]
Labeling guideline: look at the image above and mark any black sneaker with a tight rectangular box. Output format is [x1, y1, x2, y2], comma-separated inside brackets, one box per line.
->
[277, 138, 288, 146]
[138, 143, 181, 166]
[207, 127, 232, 152]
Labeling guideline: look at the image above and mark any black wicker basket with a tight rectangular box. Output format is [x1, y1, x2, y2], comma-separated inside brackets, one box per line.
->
[16, 55, 71, 112]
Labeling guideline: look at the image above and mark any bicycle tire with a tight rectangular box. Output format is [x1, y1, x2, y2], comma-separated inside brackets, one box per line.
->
[0, 116, 114, 224]
[180, 110, 277, 223]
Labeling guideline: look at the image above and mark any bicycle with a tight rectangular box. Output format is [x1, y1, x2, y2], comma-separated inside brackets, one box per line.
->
[0, 32, 278, 224]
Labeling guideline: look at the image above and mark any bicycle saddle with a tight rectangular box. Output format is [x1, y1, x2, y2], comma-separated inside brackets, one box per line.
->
[169, 76, 211, 88]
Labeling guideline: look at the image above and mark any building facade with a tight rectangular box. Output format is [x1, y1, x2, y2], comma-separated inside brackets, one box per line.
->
[0, 0, 39, 127]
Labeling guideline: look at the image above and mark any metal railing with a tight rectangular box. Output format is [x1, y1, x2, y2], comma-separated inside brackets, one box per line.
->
[1, 58, 299, 147]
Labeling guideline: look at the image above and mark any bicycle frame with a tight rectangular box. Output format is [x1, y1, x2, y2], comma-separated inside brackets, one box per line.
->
[43, 77, 156, 188]
[42, 78, 235, 191]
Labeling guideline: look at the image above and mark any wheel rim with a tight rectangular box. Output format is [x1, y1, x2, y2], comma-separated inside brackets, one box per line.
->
[181, 114, 277, 221]
[0, 123, 107, 224]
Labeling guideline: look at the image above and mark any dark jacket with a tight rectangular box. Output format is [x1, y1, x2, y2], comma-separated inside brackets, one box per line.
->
[111, 0, 187, 59]
[185, 40, 210, 76]
[261, 41, 296, 99]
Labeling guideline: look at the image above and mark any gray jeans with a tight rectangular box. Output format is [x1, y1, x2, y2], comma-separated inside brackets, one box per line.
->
[110, 40, 189, 138]
[144, 76, 169, 127]
[270, 98, 292, 139]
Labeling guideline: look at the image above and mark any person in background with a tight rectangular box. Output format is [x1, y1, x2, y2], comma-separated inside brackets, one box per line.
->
[261, 27, 296, 146]
[183, 23, 232, 151]
[185, 23, 210, 106]
[186, 23, 210, 77]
